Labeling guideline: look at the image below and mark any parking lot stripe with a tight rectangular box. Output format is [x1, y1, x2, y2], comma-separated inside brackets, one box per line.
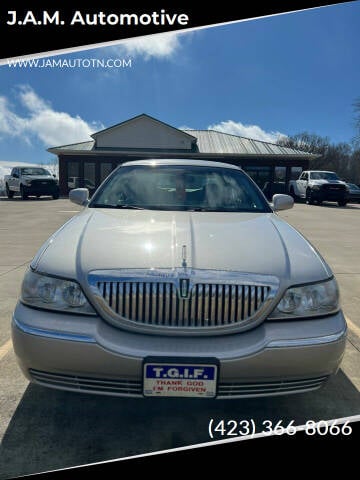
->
[0, 338, 12, 361]
[345, 315, 360, 338]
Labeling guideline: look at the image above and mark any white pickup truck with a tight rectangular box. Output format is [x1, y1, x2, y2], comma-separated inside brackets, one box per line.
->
[288, 170, 349, 207]
[4, 166, 60, 200]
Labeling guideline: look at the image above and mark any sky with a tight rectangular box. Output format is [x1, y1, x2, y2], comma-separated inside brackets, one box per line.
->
[0, 1, 360, 176]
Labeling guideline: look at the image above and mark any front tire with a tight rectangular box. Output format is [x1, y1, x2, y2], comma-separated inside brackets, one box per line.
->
[338, 200, 347, 207]
[305, 188, 315, 205]
[20, 185, 28, 200]
[52, 193, 59, 200]
[5, 184, 14, 199]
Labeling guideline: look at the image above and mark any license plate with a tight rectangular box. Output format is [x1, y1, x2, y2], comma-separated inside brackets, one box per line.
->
[143, 362, 218, 398]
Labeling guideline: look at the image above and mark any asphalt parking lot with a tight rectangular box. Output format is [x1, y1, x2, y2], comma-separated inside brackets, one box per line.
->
[0, 197, 359, 478]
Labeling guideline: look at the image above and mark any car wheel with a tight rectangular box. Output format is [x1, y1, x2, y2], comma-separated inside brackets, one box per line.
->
[305, 188, 314, 205]
[52, 193, 59, 200]
[20, 185, 28, 200]
[338, 200, 347, 207]
[5, 184, 14, 199]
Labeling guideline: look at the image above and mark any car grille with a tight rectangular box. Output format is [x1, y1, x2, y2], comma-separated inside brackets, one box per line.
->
[96, 281, 271, 328]
[30, 369, 143, 397]
[31, 179, 55, 186]
[30, 370, 329, 398]
[217, 376, 329, 397]
[321, 184, 345, 191]
[88, 270, 278, 335]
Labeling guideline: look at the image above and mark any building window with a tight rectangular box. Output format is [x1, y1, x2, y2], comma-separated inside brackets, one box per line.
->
[243, 166, 272, 193]
[100, 163, 113, 183]
[67, 161, 80, 190]
[84, 162, 96, 193]
[290, 166, 303, 180]
[275, 166, 286, 182]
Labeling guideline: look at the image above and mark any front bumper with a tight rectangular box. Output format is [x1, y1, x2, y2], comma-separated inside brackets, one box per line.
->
[348, 194, 360, 203]
[23, 184, 59, 196]
[12, 302, 347, 399]
[313, 188, 347, 202]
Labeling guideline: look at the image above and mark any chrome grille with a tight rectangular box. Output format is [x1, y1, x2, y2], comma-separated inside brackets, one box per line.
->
[88, 269, 279, 335]
[96, 280, 271, 328]
[30, 369, 328, 398]
[217, 376, 329, 398]
[30, 369, 142, 397]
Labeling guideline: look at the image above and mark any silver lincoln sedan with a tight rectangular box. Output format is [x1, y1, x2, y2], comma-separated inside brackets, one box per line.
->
[12, 159, 347, 399]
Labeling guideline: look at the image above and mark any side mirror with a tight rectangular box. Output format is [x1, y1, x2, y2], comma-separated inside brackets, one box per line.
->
[69, 188, 89, 206]
[272, 194, 294, 211]
[13, 173, 19, 178]
[53, 174, 56, 178]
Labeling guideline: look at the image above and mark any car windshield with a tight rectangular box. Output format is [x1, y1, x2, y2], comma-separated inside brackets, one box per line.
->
[310, 172, 339, 180]
[20, 167, 50, 176]
[90, 164, 272, 213]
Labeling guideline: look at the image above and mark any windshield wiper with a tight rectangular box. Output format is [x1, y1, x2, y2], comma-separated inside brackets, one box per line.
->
[187, 207, 227, 212]
[91, 204, 145, 210]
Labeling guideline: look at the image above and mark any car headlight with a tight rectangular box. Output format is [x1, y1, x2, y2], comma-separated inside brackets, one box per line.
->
[312, 185, 321, 190]
[23, 179, 32, 186]
[268, 277, 339, 320]
[21, 269, 96, 315]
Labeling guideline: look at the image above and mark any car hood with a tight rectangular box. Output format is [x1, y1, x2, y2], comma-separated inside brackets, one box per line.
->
[32, 209, 332, 289]
[311, 179, 345, 186]
[23, 175, 56, 181]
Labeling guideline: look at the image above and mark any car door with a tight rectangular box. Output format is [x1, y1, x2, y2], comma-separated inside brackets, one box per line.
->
[12, 168, 21, 191]
[8, 168, 17, 190]
[297, 172, 308, 196]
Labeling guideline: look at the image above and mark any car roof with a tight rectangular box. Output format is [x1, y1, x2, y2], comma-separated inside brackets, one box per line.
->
[308, 170, 336, 173]
[16, 166, 46, 169]
[121, 159, 242, 170]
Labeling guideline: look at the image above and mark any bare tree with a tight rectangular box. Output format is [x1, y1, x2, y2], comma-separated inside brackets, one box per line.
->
[353, 97, 360, 148]
[279, 132, 360, 184]
[278, 131, 329, 155]
[37, 157, 59, 176]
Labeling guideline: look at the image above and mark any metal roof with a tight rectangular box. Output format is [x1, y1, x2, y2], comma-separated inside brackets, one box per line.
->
[184, 130, 312, 156]
[48, 130, 316, 157]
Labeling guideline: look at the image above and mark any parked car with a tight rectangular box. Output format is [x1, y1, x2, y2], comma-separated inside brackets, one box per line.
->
[12, 159, 346, 399]
[68, 177, 95, 190]
[4, 166, 59, 199]
[345, 183, 360, 203]
[288, 170, 348, 207]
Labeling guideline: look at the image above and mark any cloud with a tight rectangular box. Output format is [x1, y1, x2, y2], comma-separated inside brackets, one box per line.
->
[0, 85, 103, 147]
[208, 120, 285, 143]
[0, 96, 27, 139]
[113, 31, 182, 59]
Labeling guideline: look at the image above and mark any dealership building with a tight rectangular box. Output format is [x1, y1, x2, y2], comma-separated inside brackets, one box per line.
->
[48, 114, 316, 198]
